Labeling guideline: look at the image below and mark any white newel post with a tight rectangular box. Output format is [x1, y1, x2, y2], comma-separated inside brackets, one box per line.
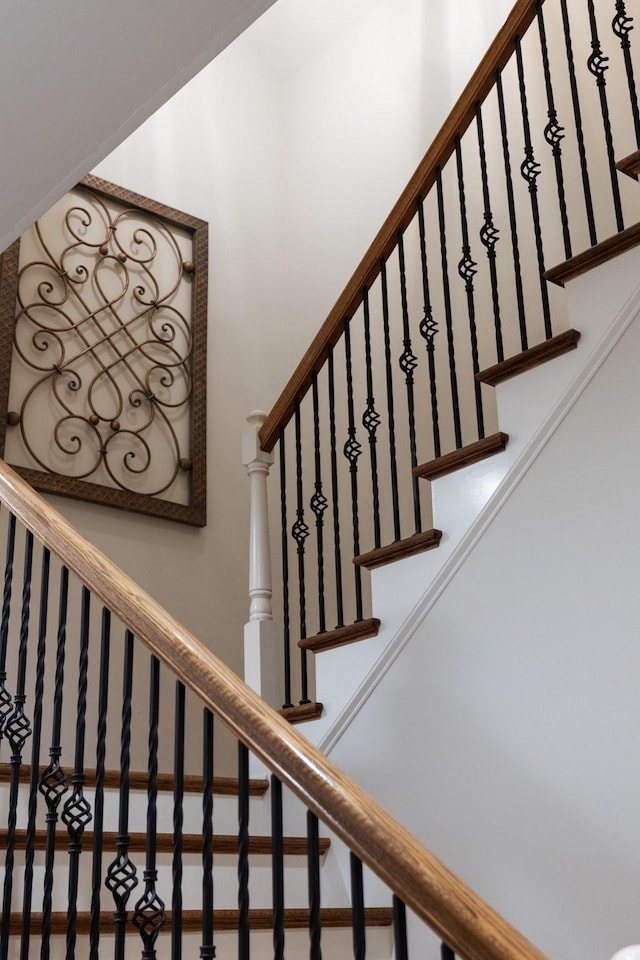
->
[242, 411, 281, 710]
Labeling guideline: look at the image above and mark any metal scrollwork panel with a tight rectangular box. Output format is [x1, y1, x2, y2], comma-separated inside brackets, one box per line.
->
[0, 175, 208, 525]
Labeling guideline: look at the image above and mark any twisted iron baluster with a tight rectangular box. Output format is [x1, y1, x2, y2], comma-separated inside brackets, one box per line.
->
[362, 286, 382, 549]
[380, 260, 402, 540]
[436, 168, 463, 447]
[292, 400, 311, 702]
[343, 319, 364, 619]
[455, 136, 484, 440]
[62, 586, 93, 960]
[417, 198, 442, 452]
[350, 853, 366, 960]
[328, 348, 345, 628]
[586, 0, 625, 230]
[0, 513, 17, 743]
[271, 776, 285, 960]
[307, 811, 322, 960]
[515, 36, 553, 340]
[475, 107, 503, 363]
[172, 681, 185, 960]
[238, 742, 250, 960]
[201, 708, 215, 960]
[392, 896, 408, 960]
[397, 231, 423, 529]
[133, 655, 167, 959]
[39, 564, 70, 960]
[310, 374, 328, 635]
[613, 0, 640, 149]
[105, 630, 138, 960]
[20, 546, 50, 960]
[278, 428, 293, 709]
[1, 528, 33, 960]
[89, 608, 111, 960]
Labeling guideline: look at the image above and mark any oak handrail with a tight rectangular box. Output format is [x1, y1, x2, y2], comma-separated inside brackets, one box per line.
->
[0, 460, 547, 960]
[259, 0, 542, 453]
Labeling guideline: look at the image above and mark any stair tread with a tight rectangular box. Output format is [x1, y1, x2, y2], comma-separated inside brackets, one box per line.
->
[476, 330, 581, 386]
[0, 763, 269, 797]
[298, 618, 380, 653]
[353, 530, 442, 570]
[414, 434, 508, 482]
[0, 828, 330, 856]
[545, 223, 640, 286]
[279, 701, 324, 724]
[616, 148, 640, 180]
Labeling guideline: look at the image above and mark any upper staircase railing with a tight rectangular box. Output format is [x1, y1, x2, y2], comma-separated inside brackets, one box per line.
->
[0, 459, 547, 960]
[256, 0, 640, 712]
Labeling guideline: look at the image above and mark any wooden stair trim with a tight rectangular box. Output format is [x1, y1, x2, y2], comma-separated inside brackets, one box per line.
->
[279, 702, 324, 724]
[0, 908, 393, 935]
[616, 149, 640, 180]
[414, 434, 508, 482]
[0, 828, 330, 857]
[544, 223, 640, 286]
[0, 763, 268, 797]
[476, 330, 581, 386]
[298, 618, 381, 653]
[353, 530, 443, 570]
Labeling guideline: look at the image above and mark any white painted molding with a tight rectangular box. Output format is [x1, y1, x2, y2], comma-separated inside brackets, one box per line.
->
[610, 948, 640, 960]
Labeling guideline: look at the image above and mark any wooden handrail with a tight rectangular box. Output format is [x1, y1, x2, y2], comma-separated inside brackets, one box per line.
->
[259, 0, 541, 453]
[0, 460, 547, 960]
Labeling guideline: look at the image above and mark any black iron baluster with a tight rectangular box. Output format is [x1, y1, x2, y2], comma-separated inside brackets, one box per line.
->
[39, 564, 70, 960]
[392, 896, 408, 960]
[362, 287, 382, 549]
[350, 853, 366, 960]
[292, 401, 311, 702]
[89, 608, 111, 960]
[278, 429, 293, 709]
[271, 776, 285, 960]
[442, 943, 456, 960]
[417, 199, 442, 454]
[475, 107, 503, 363]
[310, 374, 328, 635]
[613, 0, 640, 147]
[343, 319, 364, 620]
[380, 261, 402, 540]
[1, 527, 33, 960]
[436, 168, 463, 447]
[62, 586, 93, 960]
[172, 681, 185, 960]
[238, 742, 250, 960]
[455, 136, 485, 440]
[0, 512, 17, 743]
[307, 811, 322, 960]
[397, 231, 423, 529]
[20, 546, 50, 960]
[560, 0, 598, 245]
[105, 630, 139, 960]
[496, 71, 529, 351]
[133, 655, 167, 959]
[514, 36, 553, 340]
[586, 0, 625, 231]
[201, 708, 215, 960]
[537, 2, 572, 260]
[328, 348, 345, 628]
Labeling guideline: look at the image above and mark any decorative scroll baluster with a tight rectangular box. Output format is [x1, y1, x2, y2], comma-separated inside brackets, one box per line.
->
[558, 0, 597, 245]
[89, 608, 111, 960]
[172, 681, 185, 960]
[417, 198, 442, 452]
[586, 0, 625, 231]
[380, 261, 402, 541]
[307, 811, 322, 960]
[343, 320, 364, 620]
[310, 374, 328, 635]
[455, 136, 484, 440]
[20, 546, 50, 960]
[133, 655, 167, 959]
[362, 287, 382, 549]
[271, 775, 285, 960]
[278, 429, 293, 709]
[105, 630, 139, 960]
[238, 742, 250, 960]
[62, 586, 93, 960]
[0, 513, 17, 742]
[39, 564, 70, 960]
[328, 348, 345, 628]
[350, 853, 366, 960]
[201, 708, 215, 960]
[475, 106, 503, 363]
[436, 169, 463, 448]
[397, 231, 423, 530]
[537, 2, 571, 259]
[1, 528, 33, 960]
[496, 71, 529, 351]
[612, 0, 640, 149]
[292, 401, 311, 702]
[392, 896, 408, 960]
[514, 37, 553, 340]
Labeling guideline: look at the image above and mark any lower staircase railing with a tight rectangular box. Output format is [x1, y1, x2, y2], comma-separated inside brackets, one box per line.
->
[0, 458, 546, 959]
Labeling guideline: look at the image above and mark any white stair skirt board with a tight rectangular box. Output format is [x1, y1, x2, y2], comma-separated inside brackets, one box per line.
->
[292, 245, 640, 754]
